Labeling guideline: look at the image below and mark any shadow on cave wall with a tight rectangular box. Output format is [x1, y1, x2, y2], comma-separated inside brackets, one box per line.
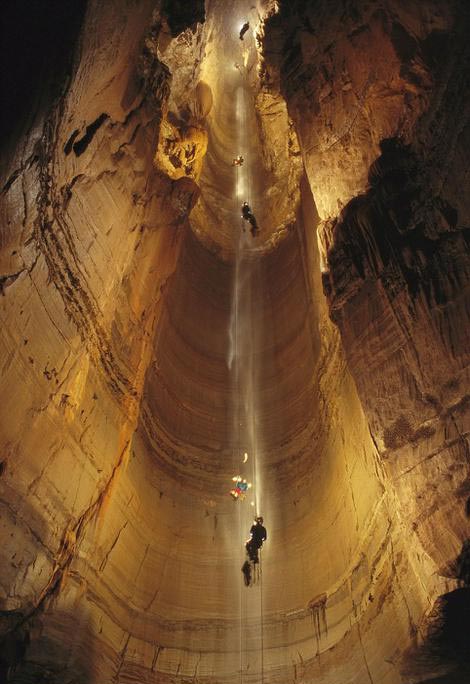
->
[0, 602, 96, 683]
[0, 0, 87, 162]
[400, 587, 470, 684]
[323, 136, 465, 317]
[400, 539, 470, 684]
[0, 487, 95, 683]
[161, 0, 205, 36]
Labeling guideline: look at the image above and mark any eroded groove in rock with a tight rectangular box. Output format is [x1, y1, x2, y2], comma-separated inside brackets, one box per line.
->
[0, 1, 469, 683]
[72, 114, 110, 157]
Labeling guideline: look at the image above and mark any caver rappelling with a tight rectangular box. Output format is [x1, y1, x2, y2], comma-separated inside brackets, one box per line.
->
[246, 516, 267, 562]
[241, 516, 267, 586]
[241, 201, 259, 237]
[232, 154, 244, 166]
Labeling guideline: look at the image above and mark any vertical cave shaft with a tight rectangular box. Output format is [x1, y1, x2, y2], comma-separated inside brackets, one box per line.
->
[0, 1, 469, 683]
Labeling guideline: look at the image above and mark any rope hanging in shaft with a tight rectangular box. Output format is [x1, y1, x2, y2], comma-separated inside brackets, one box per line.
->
[233, 74, 264, 684]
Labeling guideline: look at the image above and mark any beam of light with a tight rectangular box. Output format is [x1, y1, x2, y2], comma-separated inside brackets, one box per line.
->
[236, 173, 246, 201]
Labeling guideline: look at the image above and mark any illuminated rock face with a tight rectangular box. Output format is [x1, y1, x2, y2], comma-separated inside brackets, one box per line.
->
[0, 1, 468, 683]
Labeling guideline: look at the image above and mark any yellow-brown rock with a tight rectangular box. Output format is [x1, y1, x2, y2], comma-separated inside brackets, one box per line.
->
[0, 1, 469, 683]
[155, 119, 208, 180]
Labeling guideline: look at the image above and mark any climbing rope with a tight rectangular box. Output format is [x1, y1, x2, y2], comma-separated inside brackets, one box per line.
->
[238, 499, 243, 684]
[233, 73, 264, 684]
[260, 551, 264, 684]
[236, 168, 244, 684]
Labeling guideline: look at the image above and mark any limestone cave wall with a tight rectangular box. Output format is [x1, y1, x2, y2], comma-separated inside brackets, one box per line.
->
[0, 1, 468, 683]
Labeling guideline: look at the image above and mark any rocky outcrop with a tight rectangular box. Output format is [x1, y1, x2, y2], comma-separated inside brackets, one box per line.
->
[261, 1, 469, 680]
[260, 0, 460, 217]
[323, 132, 470, 572]
[0, 0, 205, 680]
[0, 0, 468, 683]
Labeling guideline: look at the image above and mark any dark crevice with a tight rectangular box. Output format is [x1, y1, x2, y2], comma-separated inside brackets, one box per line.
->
[390, 21, 417, 62]
[161, 0, 205, 36]
[0, 269, 27, 295]
[72, 113, 109, 157]
[63, 128, 79, 155]
[401, 587, 470, 683]
[324, 138, 466, 318]
[0, 168, 21, 195]
[455, 539, 470, 585]
[0, 0, 87, 159]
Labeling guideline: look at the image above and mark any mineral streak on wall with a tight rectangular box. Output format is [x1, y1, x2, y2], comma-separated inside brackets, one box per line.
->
[0, 1, 469, 683]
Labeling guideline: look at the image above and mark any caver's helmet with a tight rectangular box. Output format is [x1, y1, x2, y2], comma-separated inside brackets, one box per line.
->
[256, 516, 264, 524]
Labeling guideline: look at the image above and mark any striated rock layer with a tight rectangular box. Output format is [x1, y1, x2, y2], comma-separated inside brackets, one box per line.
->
[0, 1, 469, 683]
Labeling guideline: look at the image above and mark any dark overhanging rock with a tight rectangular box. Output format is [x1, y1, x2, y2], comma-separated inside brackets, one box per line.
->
[0, 0, 87, 163]
[161, 0, 205, 37]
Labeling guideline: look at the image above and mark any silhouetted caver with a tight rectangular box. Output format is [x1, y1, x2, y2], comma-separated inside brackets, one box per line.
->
[241, 516, 267, 586]
[241, 201, 251, 219]
[245, 516, 267, 563]
[232, 154, 244, 166]
[239, 22, 249, 40]
[241, 202, 259, 237]
[241, 560, 251, 586]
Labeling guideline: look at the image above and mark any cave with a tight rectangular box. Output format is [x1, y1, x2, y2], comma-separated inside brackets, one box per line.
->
[0, 1, 469, 682]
